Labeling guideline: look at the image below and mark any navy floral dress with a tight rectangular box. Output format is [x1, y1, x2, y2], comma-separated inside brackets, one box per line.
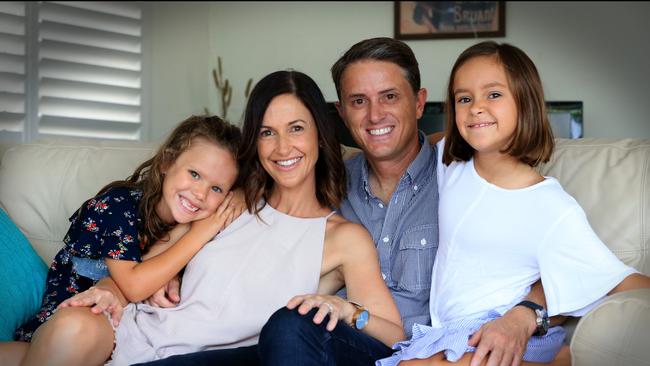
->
[14, 186, 144, 342]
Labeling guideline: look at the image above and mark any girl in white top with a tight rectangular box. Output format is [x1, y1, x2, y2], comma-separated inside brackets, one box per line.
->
[8, 70, 404, 366]
[378, 42, 650, 366]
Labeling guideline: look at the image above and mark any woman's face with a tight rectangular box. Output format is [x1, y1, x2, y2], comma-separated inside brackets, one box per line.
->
[257, 93, 320, 191]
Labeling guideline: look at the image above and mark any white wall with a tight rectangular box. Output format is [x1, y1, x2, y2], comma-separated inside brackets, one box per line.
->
[148, 1, 650, 141]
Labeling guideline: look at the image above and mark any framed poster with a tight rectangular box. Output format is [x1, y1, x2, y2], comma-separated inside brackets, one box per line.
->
[395, 1, 505, 40]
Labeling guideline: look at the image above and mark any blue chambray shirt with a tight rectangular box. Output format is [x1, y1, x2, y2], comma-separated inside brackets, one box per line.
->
[339, 131, 439, 337]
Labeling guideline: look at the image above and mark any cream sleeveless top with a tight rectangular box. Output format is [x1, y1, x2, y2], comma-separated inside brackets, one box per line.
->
[108, 203, 332, 365]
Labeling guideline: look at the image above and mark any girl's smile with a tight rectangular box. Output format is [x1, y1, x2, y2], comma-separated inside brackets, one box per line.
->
[453, 55, 518, 156]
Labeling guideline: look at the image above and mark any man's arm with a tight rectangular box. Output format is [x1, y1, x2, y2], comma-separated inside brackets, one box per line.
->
[468, 280, 565, 366]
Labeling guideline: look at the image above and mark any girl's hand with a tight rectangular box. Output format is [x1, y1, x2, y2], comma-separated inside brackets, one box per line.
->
[229, 188, 247, 218]
[144, 275, 181, 308]
[189, 192, 236, 241]
[57, 286, 123, 327]
[286, 294, 357, 331]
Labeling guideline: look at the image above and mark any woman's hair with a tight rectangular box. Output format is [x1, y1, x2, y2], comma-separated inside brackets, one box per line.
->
[443, 41, 554, 167]
[331, 37, 421, 99]
[239, 70, 346, 213]
[97, 115, 241, 250]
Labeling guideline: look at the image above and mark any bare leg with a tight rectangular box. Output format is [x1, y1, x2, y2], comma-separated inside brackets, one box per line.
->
[21, 307, 115, 366]
[400, 346, 571, 366]
[0, 342, 29, 366]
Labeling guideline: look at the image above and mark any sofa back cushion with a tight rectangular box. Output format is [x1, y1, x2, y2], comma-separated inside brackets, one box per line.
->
[538, 138, 649, 274]
[0, 140, 156, 263]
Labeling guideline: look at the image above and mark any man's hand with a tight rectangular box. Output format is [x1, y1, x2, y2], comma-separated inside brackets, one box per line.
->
[145, 275, 181, 308]
[468, 306, 536, 366]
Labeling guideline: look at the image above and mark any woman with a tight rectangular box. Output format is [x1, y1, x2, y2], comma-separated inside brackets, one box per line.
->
[8, 70, 404, 366]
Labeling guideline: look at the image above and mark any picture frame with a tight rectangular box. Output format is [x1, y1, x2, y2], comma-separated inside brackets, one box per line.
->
[394, 1, 505, 40]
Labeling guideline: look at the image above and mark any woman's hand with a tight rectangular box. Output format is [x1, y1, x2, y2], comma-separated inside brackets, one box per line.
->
[57, 286, 123, 327]
[286, 294, 356, 331]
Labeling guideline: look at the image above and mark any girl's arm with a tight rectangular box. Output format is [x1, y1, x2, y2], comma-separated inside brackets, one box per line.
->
[608, 273, 650, 294]
[106, 193, 235, 302]
[142, 223, 190, 260]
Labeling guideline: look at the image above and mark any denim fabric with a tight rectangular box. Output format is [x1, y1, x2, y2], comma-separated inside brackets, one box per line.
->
[257, 307, 393, 366]
[339, 131, 439, 337]
[133, 345, 260, 366]
[71, 256, 109, 281]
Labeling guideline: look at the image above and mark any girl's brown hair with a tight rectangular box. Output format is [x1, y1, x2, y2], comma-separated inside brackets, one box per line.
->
[443, 41, 554, 167]
[97, 115, 241, 251]
[239, 70, 346, 214]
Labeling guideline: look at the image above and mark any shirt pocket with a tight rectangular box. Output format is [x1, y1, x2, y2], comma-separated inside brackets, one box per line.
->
[393, 225, 438, 291]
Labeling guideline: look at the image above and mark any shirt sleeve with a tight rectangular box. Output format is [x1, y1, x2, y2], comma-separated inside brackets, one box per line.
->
[73, 188, 143, 263]
[538, 205, 637, 317]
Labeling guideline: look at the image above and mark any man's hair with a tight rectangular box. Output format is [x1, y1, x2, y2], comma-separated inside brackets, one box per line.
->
[239, 70, 347, 213]
[331, 37, 421, 99]
[443, 41, 554, 167]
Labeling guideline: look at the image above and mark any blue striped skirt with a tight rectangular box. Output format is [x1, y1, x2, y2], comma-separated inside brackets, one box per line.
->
[377, 311, 565, 366]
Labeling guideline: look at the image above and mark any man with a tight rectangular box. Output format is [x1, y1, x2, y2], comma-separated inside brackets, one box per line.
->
[257, 37, 552, 366]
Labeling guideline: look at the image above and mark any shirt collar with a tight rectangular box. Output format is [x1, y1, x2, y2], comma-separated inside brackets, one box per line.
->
[359, 130, 435, 198]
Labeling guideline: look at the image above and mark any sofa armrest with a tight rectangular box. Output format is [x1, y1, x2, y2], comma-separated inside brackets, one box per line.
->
[570, 288, 650, 366]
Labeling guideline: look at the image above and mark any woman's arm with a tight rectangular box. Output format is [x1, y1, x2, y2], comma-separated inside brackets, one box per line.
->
[106, 193, 235, 302]
[335, 222, 405, 346]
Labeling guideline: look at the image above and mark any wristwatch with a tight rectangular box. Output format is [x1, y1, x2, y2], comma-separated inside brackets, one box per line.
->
[516, 300, 549, 336]
[349, 301, 370, 330]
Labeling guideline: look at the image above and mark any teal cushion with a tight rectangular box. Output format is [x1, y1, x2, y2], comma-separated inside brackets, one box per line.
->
[0, 208, 48, 341]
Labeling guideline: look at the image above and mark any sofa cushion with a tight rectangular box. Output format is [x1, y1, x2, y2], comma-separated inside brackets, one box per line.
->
[0, 139, 156, 264]
[570, 289, 650, 366]
[0, 208, 48, 341]
[538, 138, 650, 274]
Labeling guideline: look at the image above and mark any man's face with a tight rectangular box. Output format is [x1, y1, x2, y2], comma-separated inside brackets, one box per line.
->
[336, 60, 426, 163]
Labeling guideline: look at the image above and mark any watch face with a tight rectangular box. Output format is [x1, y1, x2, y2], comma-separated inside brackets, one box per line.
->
[356, 310, 369, 330]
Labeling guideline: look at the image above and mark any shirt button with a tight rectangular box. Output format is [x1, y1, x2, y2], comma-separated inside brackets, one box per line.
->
[382, 273, 387, 280]
[414, 185, 419, 191]
[378, 203, 384, 208]
[382, 236, 389, 243]
[420, 238, 427, 246]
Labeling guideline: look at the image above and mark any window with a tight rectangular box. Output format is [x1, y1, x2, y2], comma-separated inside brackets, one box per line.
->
[0, 1, 144, 142]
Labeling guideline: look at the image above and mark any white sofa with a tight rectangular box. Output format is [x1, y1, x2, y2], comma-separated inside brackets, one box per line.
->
[1, 138, 649, 366]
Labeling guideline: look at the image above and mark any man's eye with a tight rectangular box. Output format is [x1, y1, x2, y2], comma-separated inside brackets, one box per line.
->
[386, 93, 396, 100]
[352, 98, 365, 106]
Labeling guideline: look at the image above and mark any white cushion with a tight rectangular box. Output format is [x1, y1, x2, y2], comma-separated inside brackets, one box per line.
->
[0, 139, 155, 263]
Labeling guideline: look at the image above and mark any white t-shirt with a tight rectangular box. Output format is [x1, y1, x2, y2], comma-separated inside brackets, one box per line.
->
[429, 139, 636, 328]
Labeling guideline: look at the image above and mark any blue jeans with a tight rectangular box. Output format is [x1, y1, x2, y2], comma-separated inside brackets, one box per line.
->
[133, 345, 259, 366]
[257, 307, 394, 366]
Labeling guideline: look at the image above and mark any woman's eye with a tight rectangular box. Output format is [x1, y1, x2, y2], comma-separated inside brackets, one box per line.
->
[488, 92, 502, 99]
[189, 170, 199, 179]
[457, 96, 471, 104]
[291, 125, 304, 133]
[211, 186, 222, 193]
[259, 129, 272, 137]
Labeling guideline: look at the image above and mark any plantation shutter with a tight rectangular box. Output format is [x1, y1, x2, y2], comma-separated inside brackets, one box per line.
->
[0, 1, 26, 142]
[37, 1, 143, 140]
